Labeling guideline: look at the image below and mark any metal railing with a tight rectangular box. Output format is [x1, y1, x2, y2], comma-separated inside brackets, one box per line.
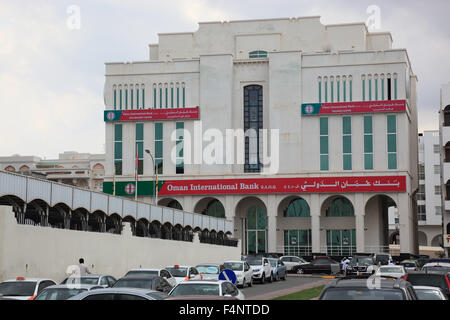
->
[277, 245, 312, 256]
[321, 245, 357, 256]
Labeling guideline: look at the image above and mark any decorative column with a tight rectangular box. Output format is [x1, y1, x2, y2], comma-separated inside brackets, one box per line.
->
[310, 194, 321, 253]
[354, 194, 365, 253]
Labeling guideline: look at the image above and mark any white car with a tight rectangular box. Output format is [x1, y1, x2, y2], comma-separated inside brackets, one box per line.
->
[0, 277, 57, 300]
[165, 265, 203, 284]
[244, 257, 272, 284]
[223, 261, 253, 288]
[374, 265, 406, 279]
[413, 286, 449, 300]
[168, 280, 245, 300]
[124, 268, 177, 287]
[195, 264, 221, 281]
[280, 256, 309, 272]
[421, 262, 450, 273]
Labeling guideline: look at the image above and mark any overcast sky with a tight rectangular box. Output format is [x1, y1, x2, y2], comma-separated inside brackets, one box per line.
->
[1, 0, 449, 159]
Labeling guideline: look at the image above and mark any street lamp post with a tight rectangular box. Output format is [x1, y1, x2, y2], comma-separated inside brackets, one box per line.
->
[145, 149, 158, 205]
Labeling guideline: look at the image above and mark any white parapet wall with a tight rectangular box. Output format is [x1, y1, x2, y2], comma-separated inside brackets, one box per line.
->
[0, 206, 241, 283]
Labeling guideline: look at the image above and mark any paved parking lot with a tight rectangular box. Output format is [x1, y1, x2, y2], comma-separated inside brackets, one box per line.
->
[240, 274, 331, 299]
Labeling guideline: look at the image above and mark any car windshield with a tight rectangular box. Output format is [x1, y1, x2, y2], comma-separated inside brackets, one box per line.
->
[113, 278, 154, 289]
[246, 259, 262, 266]
[35, 288, 87, 300]
[401, 263, 416, 268]
[62, 277, 99, 285]
[375, 255, 390, 262]
[350, 257, 374, 265]
[170, 284, 220, 296]
[268, 260, 277, 267]
[0, 282, 36, 296]
[166, 267, 188, 277]
[125, 271, 158, 277]
[196, 266, 219, 275]
[223, 262, 243, 271]
[406, 274, 447, 289]
[415, 289, 445, 300]
[321, 288, 404, 300]
[379, 267, 403, 273]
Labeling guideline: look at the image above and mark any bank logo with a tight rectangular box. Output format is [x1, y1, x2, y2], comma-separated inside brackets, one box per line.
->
[304, 105, 315, 114]
[107, 112, 116, 121]
[125, 183, 136, 195]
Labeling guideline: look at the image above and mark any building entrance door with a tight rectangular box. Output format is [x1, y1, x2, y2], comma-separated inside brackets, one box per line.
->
[246, 205, 267, 254]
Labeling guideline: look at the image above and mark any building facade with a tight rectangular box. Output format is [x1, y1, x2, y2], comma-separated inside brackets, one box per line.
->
[439, 82, 450, 256]
[103, 17, 419, 256]
[416, 131, 442, 247]
[0, 151, 105, 192]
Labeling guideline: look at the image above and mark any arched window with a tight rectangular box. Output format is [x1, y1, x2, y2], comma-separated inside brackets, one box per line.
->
[326, 197, 354, 217]
[167, 199, 183, 210]
[244, 85, 263, 172]
[284, 198, 310, 217]
[443, 105, 450, 127]
[205, 199, 225, 218]
[249, 50, 267, 58]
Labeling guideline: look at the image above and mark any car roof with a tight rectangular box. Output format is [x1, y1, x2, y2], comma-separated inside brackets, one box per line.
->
[413, 285, 445, 290]
[42, 284, 101, 289]
[166, 265, 193, 268]
[73, 287, 159, 294]
[166, 295, 238, 300]
[423, 262, 450, 267]
[326, 278, 409, 289]
[175, 280, 229, 285]
[128, 268, 162, 272]
[196, 264, 220, 266]
[117, 276, 158, 281]
[3, 278, 54, 282]
[224, 260, 245, 264]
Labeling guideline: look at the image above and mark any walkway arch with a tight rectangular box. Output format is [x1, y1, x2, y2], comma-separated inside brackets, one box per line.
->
[194, 197, 225, 218]
[418, 231, 428, 246]
[366, 194, 398, 252]
[158, 198, 183, 210]
[136, 218, 149, 237]
[105, 213, 122, 234]
[431, 234, 442, 247]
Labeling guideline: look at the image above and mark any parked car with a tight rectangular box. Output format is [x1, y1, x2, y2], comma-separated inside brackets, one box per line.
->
[0, 277, 56, 300]
[268, 258, 287, 281]
[399, 260, 420, 273]
[195, 264, 221, 281]
[165, 265, 202, 284]
[33, 284, 102, 300]
[68, 288, 168, 300]
[222, 261, 253, 288]
[244, 256, 273, 284]
[375, 265, 406, 279]
[292, 257, 340, 275]
[165, 295, 239, 300]
[403, 272, 450, 298]
[371, 253, 393, 266]
[279, 256, 309, 272]
[421, 262, 450, 273]
[61, 274, 117, 288]
[123, 268, 177, 287]
[168, 280, 245, 300]
[413, 286, 448, 300]
[345, 256, 378, 277]
[318, 278, 418, 300]
[112, 276, 173, 294]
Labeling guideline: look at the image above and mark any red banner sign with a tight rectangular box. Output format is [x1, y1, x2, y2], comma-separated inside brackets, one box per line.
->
[104, 107, 200, 122]
[158, 176, 406, 196]
[302, 100, 406, 115]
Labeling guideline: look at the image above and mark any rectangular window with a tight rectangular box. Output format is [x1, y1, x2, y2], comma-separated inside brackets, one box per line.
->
[394, 78, 398, 100]
[125, 89, 128, 110]
[369, 78, 372, 101]
[165, 86, 168, 108]
[153, 86, 157, 108]
[417, 184, 425, 200]
[342, 116, 352, 170]
[136, 88, 140, 108]
[337, 79, 340, 102]
[434, 185, 441, 195]
[318, 81, 322, 103]
[119, 89, 122, 110]
[381, 78, 385, 100]
[177, 86, 180, 108]
[176, 122, 184, 174]
[331, 80, 334, 102]
[155, 123, 163, 174]
[343, 79, 346, 102]
[171, 86, 174, 108]
[349, 79, 353, 101]
[362, 78, 366, 101]
[320, 117, 329, 171]
[182, 86, 186, 107]
[434, 165, 440, 175]
[142, 88, 145, 108]
[130, 88, 134, 109]
[418, 164, 425, 180]
[375, 78, 378, 100]
[113, 88, 117, 110]
[436, 206, 442, 215]
[135, 123, 144, 175]
[387, 115, 397, 169]
[324, 80, 328, 103]
[433, 144, 440, 153]
[159, 87, 162, 108]
[418, 205, 426, 221]
[364, 116, 373, 170]
[114, 124, 123, 175]
[387, 78, 392, 100]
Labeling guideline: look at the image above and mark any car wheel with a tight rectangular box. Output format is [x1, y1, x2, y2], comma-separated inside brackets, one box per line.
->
[261, 273, 265, 284]
[268, 272, 273, 283]
[248, 278, 253, 287]
[282, 272, 287, 280]
[275, 272, 280, 281]
[297, 268, 304, 274]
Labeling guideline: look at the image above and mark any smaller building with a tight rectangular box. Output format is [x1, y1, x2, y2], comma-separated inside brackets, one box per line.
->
[0, 152, 105, 192]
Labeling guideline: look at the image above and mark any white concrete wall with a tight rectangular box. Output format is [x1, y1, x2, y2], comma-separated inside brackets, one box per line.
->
[0, 206, 241, 283]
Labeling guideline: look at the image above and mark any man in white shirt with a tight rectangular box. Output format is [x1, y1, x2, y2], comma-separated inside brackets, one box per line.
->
[78, 258, 91, 275]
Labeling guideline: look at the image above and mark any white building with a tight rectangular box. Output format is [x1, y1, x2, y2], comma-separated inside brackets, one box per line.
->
[102, 17, 419, 256]
[416, 131, 443, 247]
[439, 81, 450, 256]
[0, 152, 105, 192]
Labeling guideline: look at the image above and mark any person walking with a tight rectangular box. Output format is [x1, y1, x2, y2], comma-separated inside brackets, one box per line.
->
[78, 258, 91, 275]
[341, 257, 351, 275]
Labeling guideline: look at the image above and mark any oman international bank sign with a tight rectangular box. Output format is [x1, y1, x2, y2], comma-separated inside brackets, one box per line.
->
[104, 107, 200, 122]
[301, 100, 407, 115]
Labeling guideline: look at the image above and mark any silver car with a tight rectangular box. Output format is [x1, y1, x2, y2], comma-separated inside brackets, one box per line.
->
[195, 264, 221, 281]
[34, 284, 102, 300]
[60, 274, 116, 288]
[413, 286, 448, 300]
[68, 287, 168, 300]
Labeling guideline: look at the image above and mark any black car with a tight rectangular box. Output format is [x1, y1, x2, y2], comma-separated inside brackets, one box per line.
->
[292, 257, 340, 275]
[112, 276, 173, 294]
[318, 278, 418, 300]
[345, 256, 377, 278]
[404, 272, 450, 298]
